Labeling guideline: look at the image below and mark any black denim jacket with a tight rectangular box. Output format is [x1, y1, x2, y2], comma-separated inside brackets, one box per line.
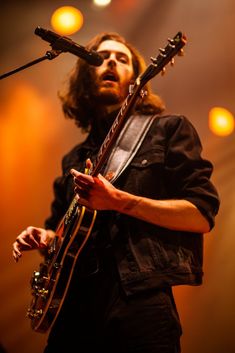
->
[45, 114, 220, 295]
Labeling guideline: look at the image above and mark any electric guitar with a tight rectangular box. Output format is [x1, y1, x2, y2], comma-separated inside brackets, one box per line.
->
[27, 32, 186, 333]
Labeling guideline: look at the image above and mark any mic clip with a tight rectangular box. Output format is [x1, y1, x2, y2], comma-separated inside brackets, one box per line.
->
[45, 49, 62, 60]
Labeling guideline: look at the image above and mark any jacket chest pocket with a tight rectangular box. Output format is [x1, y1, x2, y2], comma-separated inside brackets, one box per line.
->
[131, 148, 164, 167]
[127, 147, 166, 197]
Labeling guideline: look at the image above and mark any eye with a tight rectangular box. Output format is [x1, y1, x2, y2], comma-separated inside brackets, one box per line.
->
[117, 54, 129, 64]
[119, 57, 128, 64]
[98, 51, 110, 60]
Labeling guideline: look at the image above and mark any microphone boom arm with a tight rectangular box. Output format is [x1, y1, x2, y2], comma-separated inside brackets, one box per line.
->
[0, 49, 61, 80]
[1, 26, 104, 80]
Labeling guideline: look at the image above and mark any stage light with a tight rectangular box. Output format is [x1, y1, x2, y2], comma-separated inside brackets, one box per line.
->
[93, 0, 112, 7]
[51, 6, 83, 35]
[209, 107, 234, 136]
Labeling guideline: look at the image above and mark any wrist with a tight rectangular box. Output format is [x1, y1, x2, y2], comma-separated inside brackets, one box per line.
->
[113, 189, 141, 213]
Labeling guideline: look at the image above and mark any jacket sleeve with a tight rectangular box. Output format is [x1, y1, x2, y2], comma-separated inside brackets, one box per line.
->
[44, 147, 81, 231]
[44, 174, 70, 231]
[164, 115, 220, 230]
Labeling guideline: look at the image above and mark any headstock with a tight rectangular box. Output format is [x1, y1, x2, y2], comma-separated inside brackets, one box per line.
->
[139, 32, 187, 84]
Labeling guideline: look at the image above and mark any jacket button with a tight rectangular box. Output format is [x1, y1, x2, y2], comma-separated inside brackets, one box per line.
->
[141, 159, 148, 165]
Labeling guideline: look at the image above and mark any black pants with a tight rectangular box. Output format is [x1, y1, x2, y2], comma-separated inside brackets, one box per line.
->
[44, 254, 182, 353]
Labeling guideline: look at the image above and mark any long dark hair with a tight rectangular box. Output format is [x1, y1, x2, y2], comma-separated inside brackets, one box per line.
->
[59, 32, 165, 132]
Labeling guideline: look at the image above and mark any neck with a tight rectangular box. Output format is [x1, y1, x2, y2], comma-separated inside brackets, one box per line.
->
[89, 108, 120, 146]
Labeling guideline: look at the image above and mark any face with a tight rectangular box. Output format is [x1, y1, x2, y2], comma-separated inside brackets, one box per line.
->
[93, 40, 134, 108]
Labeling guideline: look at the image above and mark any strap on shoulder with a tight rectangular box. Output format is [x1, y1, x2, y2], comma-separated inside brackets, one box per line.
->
[103, 114, 156, 183]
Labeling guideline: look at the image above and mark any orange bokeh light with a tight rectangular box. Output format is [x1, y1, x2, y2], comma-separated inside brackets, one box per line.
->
[209, 106, 234, 136]
[51, 6, 83, 35]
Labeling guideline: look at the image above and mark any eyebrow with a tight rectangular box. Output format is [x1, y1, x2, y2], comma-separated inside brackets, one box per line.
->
[97, 49, 131, 58]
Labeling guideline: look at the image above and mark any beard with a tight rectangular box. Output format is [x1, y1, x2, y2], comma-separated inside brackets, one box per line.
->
[96, 89, 121, 105]
[92, 79, 129, 106]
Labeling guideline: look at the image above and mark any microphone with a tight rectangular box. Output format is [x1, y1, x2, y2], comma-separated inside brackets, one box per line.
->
[34, 26, 104, 66]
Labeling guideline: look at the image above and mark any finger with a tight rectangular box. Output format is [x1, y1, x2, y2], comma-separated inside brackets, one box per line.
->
[13, 242, 22, 256]
[73, 177, 92, 190]
[77, 173, 94, 184]
[12, 243, 22, 262]
[13, 251, 21, 263]
[73, 177, 95, 194]
[74, 186, 90, 200]
[93, 177, 104, 187]
[74, 192, 90, 208]
[30, 227, 47, 247]
[13, 251, 21, 262]
[16, 228, 41, 249]
[16, 237, 34, 249]
[71, 169, 94, 183]
[70, 168, 80, 177]
[39, 239, 48, 248]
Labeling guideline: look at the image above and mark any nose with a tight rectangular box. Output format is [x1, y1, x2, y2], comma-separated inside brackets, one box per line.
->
[106, 53, 117, 68]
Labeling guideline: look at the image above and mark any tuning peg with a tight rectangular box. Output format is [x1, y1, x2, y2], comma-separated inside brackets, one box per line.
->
[167, 38, 176, 47]
[159, 48, 167, 57]
[150, 57, 157, 64]
[170, 58, 175, 66]
[178, 48, 184, 56]
[161, 67, 166, 76]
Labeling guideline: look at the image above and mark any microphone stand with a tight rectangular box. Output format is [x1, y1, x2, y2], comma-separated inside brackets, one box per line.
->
[0, 49, 61, 80]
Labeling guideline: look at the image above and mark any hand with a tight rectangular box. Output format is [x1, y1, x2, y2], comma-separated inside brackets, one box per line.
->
[12, 226, 54, 262]
[70, 168, 118, 211]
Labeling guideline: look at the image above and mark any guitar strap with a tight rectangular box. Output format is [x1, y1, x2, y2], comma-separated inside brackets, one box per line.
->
[103, 114, 156, 184]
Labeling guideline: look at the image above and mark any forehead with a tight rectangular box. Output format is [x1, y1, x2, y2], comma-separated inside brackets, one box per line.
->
[97, 40, 132, 58]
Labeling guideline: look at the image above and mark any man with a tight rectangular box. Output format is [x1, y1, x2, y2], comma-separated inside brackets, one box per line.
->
[13, 32, 220, 353]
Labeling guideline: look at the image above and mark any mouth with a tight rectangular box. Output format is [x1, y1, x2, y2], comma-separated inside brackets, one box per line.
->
[101, 71, 119, 83]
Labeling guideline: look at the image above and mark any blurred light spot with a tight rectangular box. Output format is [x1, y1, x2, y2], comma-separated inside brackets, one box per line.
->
[93, 0, 112, 7]
[0, 83, 51, 196]
[209, 107, 234, 136]
[51, 6, 83, 35]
